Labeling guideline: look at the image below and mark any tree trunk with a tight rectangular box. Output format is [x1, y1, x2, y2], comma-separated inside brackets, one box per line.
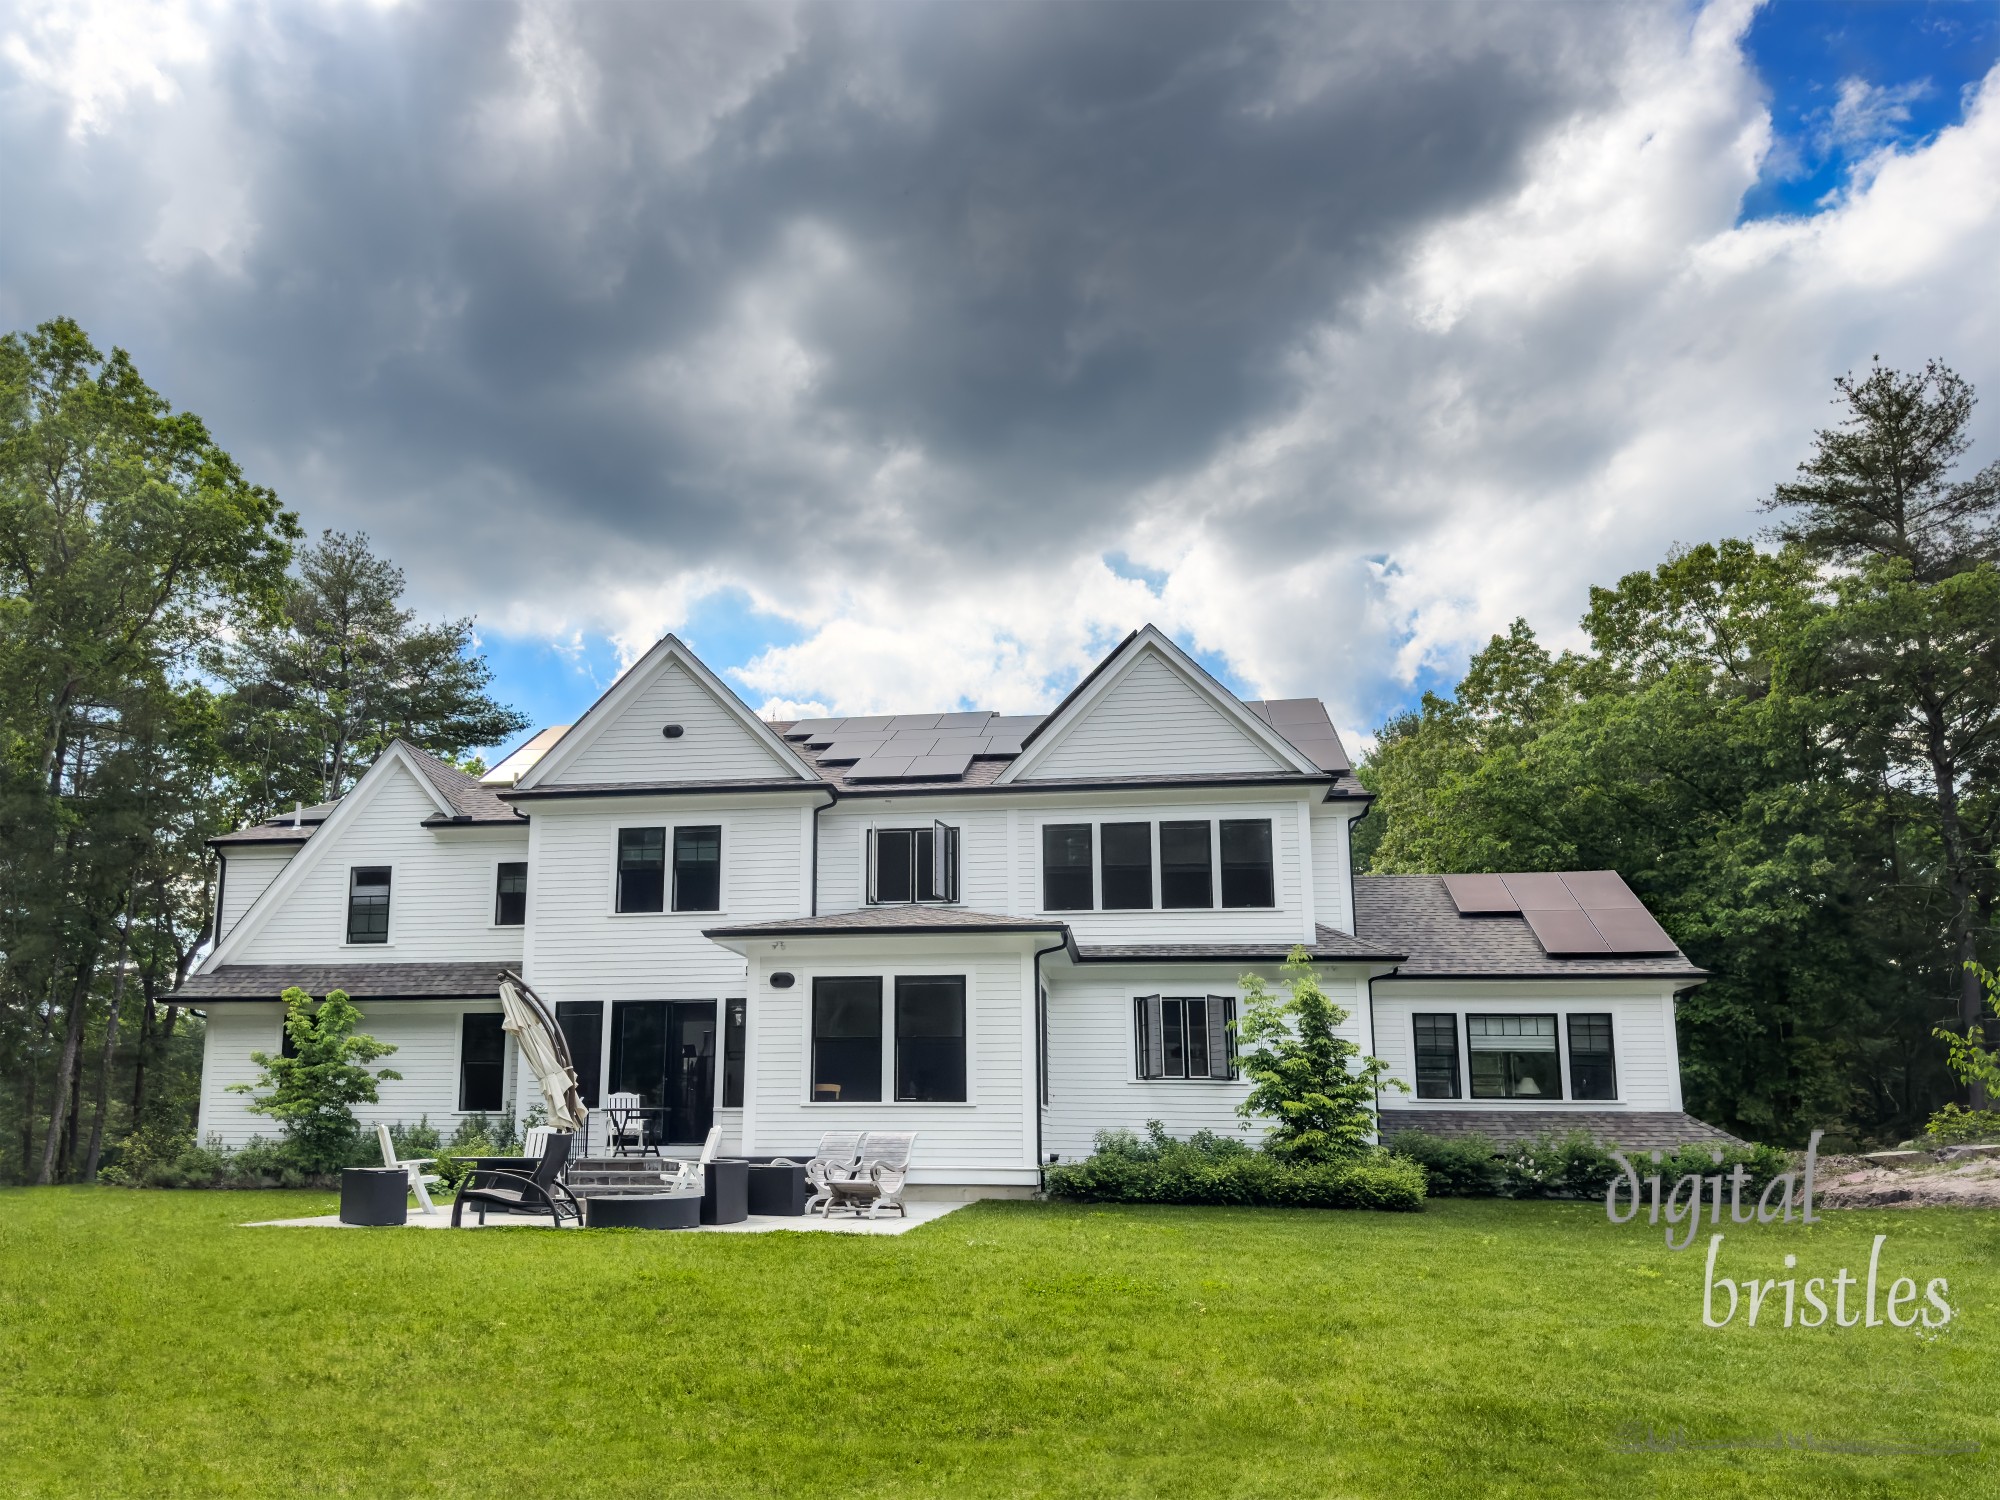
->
[1924, 703, 1986, 1109]
[130, 995, 157, 1121]
[37, 954, 98, 1185]
[83, 889, 138, 1180]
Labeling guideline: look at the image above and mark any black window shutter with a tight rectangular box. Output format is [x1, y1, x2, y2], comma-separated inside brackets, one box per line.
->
[1137, 995, 1165, 1078]
[1206, 996, 1236, 1079]
[866, 827, 878, 904]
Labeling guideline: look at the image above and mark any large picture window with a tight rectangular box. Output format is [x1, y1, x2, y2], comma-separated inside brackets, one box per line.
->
[1159, 822, 1213, 909]
[1413, 1014, 1461, 1099]
[1468, 1014, 1561, 1099]
[870, 824, 961, 904]
[347, 866, 391, 944]
[1567, 1014, 1617, 1100]
[811, 977, 883, 1103]
[1042, 824, 1094, 911]
[1100, 822, 1153, 909]
[673, 825, 722, 911]
[895, 976, 967, 1102]
[459, 1012, 506, 1111]
[616, 828, 665, 913]
[1218, 819, 1274, 908]
[494, 861, 527, 926]
[1134, 995, 1236, 1080]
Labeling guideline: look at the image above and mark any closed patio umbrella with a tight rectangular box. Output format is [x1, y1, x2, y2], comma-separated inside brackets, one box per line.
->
[498, 970, 588, 1133]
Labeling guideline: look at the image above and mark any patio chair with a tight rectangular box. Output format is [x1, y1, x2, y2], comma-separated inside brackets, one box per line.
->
[604, 1091, 647, 1155]
[769, 1132, 863, 1214]
[522, 1125, 553, 1162]
[375, 1123, 442, 1215]
[821, 1131, 917, 1220]
[656, 1124, 723, 1194]
[451, 1130, 581, 1228]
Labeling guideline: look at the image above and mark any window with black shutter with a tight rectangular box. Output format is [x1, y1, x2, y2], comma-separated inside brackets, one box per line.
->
[1412, 1014, 1461, 1099]
[494, 862, 528, 926]
[459, 1012, 506, 1111]
[1133, 995, 1236, 1079]
[1567, 1014, 1617, 1100]
[347, 866, 391, 944]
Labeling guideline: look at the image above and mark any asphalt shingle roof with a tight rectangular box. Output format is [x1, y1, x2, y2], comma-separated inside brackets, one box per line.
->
[1356, 875, 1705, 980]
[177, 962, 504, 1002]
[704, 907, 1067, 938]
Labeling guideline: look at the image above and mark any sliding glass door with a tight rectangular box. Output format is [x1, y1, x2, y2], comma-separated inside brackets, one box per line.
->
[608, 1000, 717, 1145]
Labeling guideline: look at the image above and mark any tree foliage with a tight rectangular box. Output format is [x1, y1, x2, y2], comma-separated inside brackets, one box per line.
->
[230, 987, 400, 1174]
[1235, 946, 1397, 1162]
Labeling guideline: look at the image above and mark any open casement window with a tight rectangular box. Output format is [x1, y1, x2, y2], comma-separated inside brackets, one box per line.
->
[1467, 1014, 1561, 1099]
[1567, 1013, 1616, 1100]
[867, 822, 961, 904]
[347, 866, 391, 944]
[1133, 995, 1237, 1080]
[1412, 1014, 1461, 1099]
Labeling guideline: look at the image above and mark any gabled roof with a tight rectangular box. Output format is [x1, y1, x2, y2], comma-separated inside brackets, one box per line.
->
[996, 625, 1324, 784]
[515, 634, 820, 790]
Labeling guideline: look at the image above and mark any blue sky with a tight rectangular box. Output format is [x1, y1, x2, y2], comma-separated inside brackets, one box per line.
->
[6, 1, 1997, 760]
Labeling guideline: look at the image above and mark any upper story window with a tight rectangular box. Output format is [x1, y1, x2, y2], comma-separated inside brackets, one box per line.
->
[1468, 1014, 1559, 1099]
[869, 823, 960, 904]
[347, 866, 391, 944]
[1045, 817, 1275, 912]
[494, 862, 528, 926]
[616, 826, 722, 913]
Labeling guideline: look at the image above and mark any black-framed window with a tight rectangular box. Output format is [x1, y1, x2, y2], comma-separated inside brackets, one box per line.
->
[722, 998, 747, 1108]
[1043, 824, 1093, 911]
[616, 828, 665, 913]
[1567, 1014, 1617, 1100]
[896, 976, 967, 1102]
[673, 825, 722, 911]
[555, 1001, 602, 1109]
[811, 977, 882, 1103]
[494, 861, 528, 926]
[459, 1012, 506, 1111]
[1100, 822, 1153, 910]
[870, 824, 961, 904]
[1468, 1014, 1561, 1100]
[1159, 822, 1213, 909]
[1219, 819, 1274, 908]
[1134, 995, 1236, 1080]
[347, 866, 391, 944]
[1413, 1014, 1461, 1099]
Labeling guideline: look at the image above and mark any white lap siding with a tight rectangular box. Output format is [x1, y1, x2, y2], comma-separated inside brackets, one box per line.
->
[1039, 963, 1373, 1162]
[1310, 810, 1356, 935]
[230, 763, 527, 966]
[217, 847, 297, 940]
[1020, 651, 1292, 779]
[1370, 981, 1685, 1114]
[744, 939, 1035, 1184]
[195, 1000, 505, 1148]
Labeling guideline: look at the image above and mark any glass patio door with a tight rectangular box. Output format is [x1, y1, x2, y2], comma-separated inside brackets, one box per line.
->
[608, 1000, 717, 1146]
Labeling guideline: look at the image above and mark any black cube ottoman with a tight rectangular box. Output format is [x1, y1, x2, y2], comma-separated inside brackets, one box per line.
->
[701, 1159, 749, 1225]
[746, 1162, 808, 1216]
[339, 1167, 408, 1226]
[584, 1193, 700, 1229]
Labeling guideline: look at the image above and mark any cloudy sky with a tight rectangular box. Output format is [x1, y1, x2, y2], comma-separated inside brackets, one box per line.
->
[4, 0, 1998, 751]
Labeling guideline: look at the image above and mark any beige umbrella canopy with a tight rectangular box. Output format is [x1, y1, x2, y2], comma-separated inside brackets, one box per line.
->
[498, 970, 588, 1133]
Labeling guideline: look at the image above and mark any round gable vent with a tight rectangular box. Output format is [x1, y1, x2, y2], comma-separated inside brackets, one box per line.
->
[770, 971, 796, 989]
[661, 724, 685, 739]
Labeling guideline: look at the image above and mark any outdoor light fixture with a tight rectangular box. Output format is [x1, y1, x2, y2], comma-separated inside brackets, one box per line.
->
[770, 971, 796, 988]
[661, 723, 685, 738]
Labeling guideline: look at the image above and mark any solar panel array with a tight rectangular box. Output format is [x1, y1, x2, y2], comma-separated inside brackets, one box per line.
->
[1440, 871, 1677, 957]
[1243, 699, 1352, 773]
[775, 712, 1044, 783]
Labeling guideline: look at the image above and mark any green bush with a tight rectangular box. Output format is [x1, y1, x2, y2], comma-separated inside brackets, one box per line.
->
[1924, 1104, 2000, 1147]
[1387, 1129, 1794, 1200]
[1044, 1124, 1425, 1211]
[1385, 1131, 1507, 1197]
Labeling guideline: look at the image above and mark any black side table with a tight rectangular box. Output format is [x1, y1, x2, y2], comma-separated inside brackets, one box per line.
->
[746, 1162, 808, 1216]
[340, 1167, 408, 1226]
[585, 1194, 700, 1230]
[702, 1160, 750, 1224]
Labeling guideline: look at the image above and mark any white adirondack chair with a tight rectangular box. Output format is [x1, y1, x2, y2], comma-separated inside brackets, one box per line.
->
[656, 1124, 723, 1194]
[376, 1123, 443, 1215]
[821, 1131, 917, 1220]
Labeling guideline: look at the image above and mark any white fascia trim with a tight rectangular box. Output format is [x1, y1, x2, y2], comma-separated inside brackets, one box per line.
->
[996, 625, 1320, 784]
[515, 633, 820, 790]
[205, 745, 448, 968]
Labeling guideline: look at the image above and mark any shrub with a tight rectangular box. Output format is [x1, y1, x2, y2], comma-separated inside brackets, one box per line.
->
[1387, 1129, 1794, 1199]
[1924, 1104, 2000, 1147]
[1385, 1131, 1506, 1197]
[1044, 1123, 1425, 1211]
[1236, 948, 1399, 1162]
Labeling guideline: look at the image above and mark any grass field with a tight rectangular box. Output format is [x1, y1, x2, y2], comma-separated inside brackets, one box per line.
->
[0, 1189, 1995, 1498]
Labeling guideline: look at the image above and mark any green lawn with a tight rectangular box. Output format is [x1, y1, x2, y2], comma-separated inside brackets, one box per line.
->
[0, 1190, 1995, 1498]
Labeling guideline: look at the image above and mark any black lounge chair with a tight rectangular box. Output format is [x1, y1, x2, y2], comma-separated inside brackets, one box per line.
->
[451, 1130, 581, 1228]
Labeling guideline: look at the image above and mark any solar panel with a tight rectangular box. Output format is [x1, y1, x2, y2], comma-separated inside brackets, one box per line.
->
[935, 711, 992, 729]
[1442, 874, 1516, 914]
[1521, 907, 1612, 956]
[842, 756, 917, 781]
[816, 737, 892, 764]
[1586, 907, 1679, 955]
[1559, 871, 1641, 909]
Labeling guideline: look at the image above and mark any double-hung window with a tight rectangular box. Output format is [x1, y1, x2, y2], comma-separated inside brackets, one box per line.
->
[347, 866, 391, 944]
[1219, 819, 1275, 907]
[1044, 816, 1276, 911]
[722, 998, 747, 1108]
[869, 823, 961, 904]
[1468, 1015, 1561, 1099]
[1159, 823, 1213, 908]
[616, 826, 722, 912]
[1134, 995, 1237, 1080]
[1567, 1014, 1617, 1100]
[494, 862, 527, 926]
[895, 976, 967, 1102]
[1042, 824, 1094, 910]
[809, 975, 970, 1104]
[811, 977, 883, 1102]
[1412, 1014, 1461, 1098]
[1100, 823, 1153, 909]
[459, 1013, 506, 1111]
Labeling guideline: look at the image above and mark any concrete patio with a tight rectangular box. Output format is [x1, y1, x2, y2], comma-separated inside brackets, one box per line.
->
[244, 1198, 970, 1236]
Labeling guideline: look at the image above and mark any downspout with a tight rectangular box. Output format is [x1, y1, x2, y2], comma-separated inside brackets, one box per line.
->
[809, 789, 837, 916]
[212, 850, 228, 950]
[1030, 933, 1068, 1194]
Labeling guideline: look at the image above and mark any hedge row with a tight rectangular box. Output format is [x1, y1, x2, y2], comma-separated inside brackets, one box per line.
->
[1386, 1128, 1795, 1199]
[1044, 1128, 1426, 1211]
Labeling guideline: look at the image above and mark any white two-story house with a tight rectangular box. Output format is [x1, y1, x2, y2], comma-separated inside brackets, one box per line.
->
[181, 625, 1734, 1193]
